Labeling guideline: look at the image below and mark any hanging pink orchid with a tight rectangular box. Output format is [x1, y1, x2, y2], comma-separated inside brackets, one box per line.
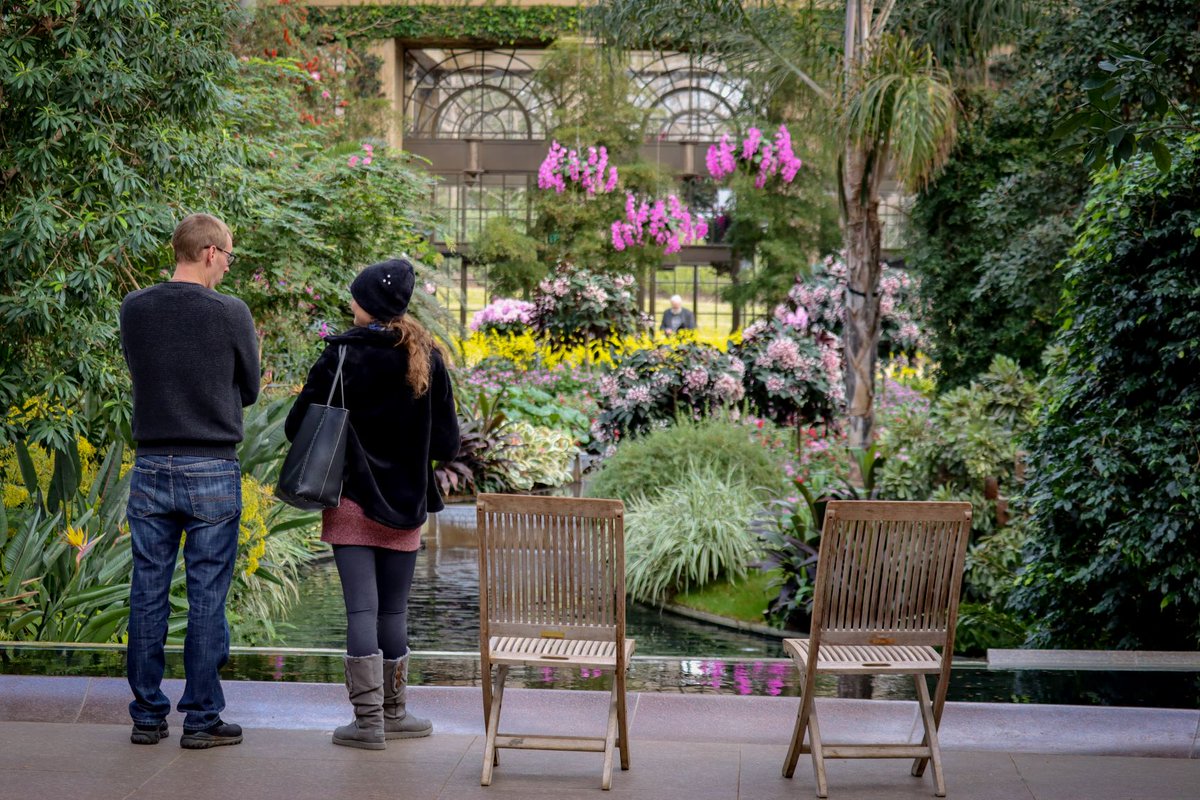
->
[706, 124, 803, 187]
[537, 140, 620, 196]
[611, 192, 708, 255]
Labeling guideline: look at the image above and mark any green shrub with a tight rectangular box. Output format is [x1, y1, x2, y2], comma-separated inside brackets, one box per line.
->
[963, 514, 1029, 605]
[1012, 132, 1200, 650]
[954, 602, 1027, 657]
[0, 440, 148, 643]
[586, 416, 788, 503]
[907, 97, 1081, 390]
[878, 355, 1038, 501]
[0, 0, 241, 448]
[623, 464, 763, 605]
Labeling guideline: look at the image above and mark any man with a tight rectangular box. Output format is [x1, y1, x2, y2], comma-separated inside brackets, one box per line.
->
[661, 294, 696, 334]
[120, 213, 259, 749]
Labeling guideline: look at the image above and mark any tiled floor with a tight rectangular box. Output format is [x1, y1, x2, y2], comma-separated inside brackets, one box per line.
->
[1, 675, 1198, 800]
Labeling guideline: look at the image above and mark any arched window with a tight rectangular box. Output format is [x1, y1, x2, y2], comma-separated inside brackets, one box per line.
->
[630, 53, 744, 141]
[405, 48, 552, 140]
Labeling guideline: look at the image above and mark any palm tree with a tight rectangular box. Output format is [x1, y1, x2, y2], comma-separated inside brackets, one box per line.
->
[592, 0, 1029, 448]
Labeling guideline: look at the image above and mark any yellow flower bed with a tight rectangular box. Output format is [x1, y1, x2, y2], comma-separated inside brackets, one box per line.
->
[883, 354, 935, 394]
[457, 329, 731, 369]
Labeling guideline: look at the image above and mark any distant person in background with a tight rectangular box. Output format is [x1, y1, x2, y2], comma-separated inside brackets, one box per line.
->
[661, 294, 696, 335]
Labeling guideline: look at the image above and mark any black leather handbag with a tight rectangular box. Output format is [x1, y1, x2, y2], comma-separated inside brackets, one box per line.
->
[275, 346, 349, 510]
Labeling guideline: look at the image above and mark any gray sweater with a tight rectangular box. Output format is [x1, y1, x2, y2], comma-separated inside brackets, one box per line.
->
[120, 282, 260, 458]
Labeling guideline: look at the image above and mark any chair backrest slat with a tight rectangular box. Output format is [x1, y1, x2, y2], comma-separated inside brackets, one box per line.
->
[478, 494, 625, 647]
[811, 501, 971, 648]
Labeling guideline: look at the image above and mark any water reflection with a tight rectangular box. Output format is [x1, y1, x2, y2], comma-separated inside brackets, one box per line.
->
[281, 507, 786, 659]
[3, 645, 1199, 707]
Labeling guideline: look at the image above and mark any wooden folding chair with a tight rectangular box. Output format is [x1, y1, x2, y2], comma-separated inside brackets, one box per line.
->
[781, 501, 972, 798]
[476, 493, 635, 790]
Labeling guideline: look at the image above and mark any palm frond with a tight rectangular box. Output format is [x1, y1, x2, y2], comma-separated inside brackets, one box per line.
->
[844, 35, 959, 189]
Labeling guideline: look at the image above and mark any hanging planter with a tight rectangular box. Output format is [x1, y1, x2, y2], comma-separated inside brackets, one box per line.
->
[610, 192, 708, 255]
[706, 124, 804, 188]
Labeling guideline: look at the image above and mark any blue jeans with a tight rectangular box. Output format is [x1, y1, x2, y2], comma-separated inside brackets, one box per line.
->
[126, 455, 241, 732]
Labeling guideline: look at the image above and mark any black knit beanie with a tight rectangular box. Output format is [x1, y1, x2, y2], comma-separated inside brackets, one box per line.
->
[350, 258, 415, 322]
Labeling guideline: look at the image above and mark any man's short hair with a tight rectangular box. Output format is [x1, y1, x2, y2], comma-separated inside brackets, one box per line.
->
[670, 294, 684, 304]
[172, 213, 231, 264]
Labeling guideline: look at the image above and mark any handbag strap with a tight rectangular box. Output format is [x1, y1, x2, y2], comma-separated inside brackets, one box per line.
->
[325, 346, 347, 408]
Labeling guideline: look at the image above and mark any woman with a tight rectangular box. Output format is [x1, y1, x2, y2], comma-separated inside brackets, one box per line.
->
[285, 258, 459, 750]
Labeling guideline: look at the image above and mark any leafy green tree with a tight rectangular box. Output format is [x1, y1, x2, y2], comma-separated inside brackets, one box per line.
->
[907, 94, 1085, 388]
[473, 217, 544, 299]
[909, 0, 1200, 389]
[594, 0, 1029, 448]
[0, 0, 241, 448]
[1047, 4, 1200, 173]
[0, 3, 452, 445]
[1011, 130, 1200, 649]
[214, 57, 450, 383]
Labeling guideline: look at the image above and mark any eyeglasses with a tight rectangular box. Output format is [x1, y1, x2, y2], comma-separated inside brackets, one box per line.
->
[209, 245, 237, 267]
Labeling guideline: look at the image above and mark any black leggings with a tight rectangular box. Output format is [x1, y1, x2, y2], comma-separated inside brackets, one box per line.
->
[332, 545, 418, 659]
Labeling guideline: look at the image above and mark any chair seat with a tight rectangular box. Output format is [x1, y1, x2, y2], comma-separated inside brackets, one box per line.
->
[489, 635, 637, 669]
[784, 638, 942, 675]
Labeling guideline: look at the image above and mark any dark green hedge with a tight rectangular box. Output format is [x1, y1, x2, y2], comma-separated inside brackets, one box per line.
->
[1011, 129, 1200, 649]
[308, 4, 580, 45]
[907, 94, 1082, 390]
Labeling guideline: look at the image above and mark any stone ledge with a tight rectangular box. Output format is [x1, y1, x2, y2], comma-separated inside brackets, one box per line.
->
[988, 649, 1200, 671]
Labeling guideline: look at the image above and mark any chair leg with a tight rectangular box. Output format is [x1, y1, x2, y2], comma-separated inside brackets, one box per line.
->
[616, 666, 631, 771]
[481, 656, 492, 733]
[808, 703, 828, 798]
[481, 665, 508, 786]
[601, 672, 620, 791]
[910, 673, 930, 778]
[783, 672, 815, 779]
[911, 673, 946, 797]
[914, 663, 953, 777]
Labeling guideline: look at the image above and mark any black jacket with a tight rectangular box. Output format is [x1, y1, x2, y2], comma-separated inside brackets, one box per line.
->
[284, 327, 460, 529]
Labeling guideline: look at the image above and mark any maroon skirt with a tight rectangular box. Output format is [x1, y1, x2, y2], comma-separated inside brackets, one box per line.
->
[321, 496, 421, 552]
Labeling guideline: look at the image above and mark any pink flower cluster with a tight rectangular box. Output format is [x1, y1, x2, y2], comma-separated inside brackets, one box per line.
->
[706, 125, 803, 188]
[347, 142, 374, 168]
[469, 298, 535, 332]
[537, 141, 619, 196]
[763, 338, 803, 370]
[610, 193, 708, 255]
[781, 253, 926, 351]
[712, 373, 745, 403]
[683, 367, 709, 392]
